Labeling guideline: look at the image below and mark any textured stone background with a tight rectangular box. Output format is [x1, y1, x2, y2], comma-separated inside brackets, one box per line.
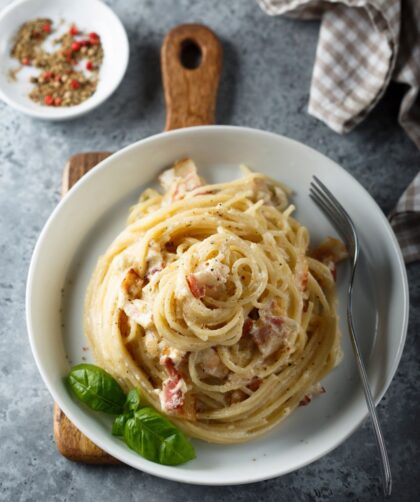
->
[0, 1, 418, 501]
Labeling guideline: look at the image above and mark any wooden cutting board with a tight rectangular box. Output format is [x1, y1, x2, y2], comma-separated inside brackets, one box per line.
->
[54, 23, 222, 463]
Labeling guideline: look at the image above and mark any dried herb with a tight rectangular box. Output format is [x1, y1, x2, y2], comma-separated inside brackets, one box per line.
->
[10, 19, 103, 107]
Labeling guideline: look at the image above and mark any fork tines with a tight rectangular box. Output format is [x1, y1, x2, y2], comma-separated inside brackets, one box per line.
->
[309, 176, 355, 253]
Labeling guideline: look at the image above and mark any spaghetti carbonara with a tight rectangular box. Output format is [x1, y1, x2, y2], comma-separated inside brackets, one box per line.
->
[85, 159, 346, 443]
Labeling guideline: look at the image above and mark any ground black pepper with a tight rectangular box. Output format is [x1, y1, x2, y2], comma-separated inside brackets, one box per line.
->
[10, 18, 103, 107]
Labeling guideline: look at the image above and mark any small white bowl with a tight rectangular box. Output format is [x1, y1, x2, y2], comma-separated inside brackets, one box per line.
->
[0, 0, 129, 120]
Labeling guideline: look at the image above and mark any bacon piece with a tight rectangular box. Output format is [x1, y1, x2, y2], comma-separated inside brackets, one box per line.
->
[145, 264, 164, 280]
[311, 237, 347, 281]
[196, 348, 229, 380]
[124, 299, 153, 329]
[159, 356, 186, 411]
[187, 274, 205, 298]
[186, 259, 229, 299]
[160, 355, 178, 377]
[266, 316, 285, 328]
[160, 345, 187, 366]
[118, 309, 130, 338]
[121, 268, 143, 299]
[242, 318, 253, 337]
[247, 377, 263, 391]
[295, 257, 309, 291]
[327, 261, 337, 281]
[251, 322, 279, 357]
[299, 383, 326, 406]
[158, 355, 196, 419]
[160, 376, 185, 411]
[311, 237, 347, 263]
[159, 159, 202, 203]
[229, 389, 248, 404]
[249, 315, 298, 358]
[299, 395, 311, 406]
[194, 259, 229, 288]
[145, 240, 165, 280]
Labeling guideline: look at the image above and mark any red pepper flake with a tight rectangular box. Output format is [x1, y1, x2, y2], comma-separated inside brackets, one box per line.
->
[86, 61, 94, 71]
[80, 40, 90, 47]
[42, 71, 53, 80]
[63, 48, 73, 63]
[71, 41, 81, 52]
[69, 25, 78, 36]
[70, 79, 80, 90]
[42, 23, 51, 33]
[21, 57, 30, 65]
[54, 97, 62, 106]
[44, 95, 54, 106]
[89, 32, 100, 44]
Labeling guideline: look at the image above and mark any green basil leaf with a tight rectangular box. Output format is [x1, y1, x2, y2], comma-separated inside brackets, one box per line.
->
[123, 407, 196, 466]
[67, 364, 126, 415]
[112, 414, 130, 436]
[124, 388, 142, 413]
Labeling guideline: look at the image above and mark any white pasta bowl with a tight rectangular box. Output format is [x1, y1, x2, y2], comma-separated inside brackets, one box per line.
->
[26, 126, 408, 485]
[0, 0, 129, 120]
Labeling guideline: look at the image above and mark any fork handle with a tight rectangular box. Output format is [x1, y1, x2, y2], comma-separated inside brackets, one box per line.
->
[347, 298, 392, 496]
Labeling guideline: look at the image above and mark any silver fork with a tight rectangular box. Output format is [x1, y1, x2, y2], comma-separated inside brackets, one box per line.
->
[309, 176, 392, 497]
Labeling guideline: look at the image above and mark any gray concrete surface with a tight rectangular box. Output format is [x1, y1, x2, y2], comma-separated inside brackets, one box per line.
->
[0, 1, 418, 501]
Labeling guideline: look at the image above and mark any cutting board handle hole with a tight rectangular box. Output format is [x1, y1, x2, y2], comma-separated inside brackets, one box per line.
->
[180, 39, 202, 70]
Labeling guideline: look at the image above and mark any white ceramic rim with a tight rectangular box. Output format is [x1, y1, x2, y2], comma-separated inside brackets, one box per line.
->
[0, 0, 129, 120]
[26, 125, 409, 484]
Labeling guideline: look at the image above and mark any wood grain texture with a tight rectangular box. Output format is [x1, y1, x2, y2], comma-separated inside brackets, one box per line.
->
[61, 152, 112, 195]
[54, 403, 119, 464]
[161, 24, 222, 131]
[55, 151, 118, 464]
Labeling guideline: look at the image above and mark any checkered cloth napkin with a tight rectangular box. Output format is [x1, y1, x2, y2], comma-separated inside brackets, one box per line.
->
[257, 0, 420, 263]
[389, 175, 420, 263]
